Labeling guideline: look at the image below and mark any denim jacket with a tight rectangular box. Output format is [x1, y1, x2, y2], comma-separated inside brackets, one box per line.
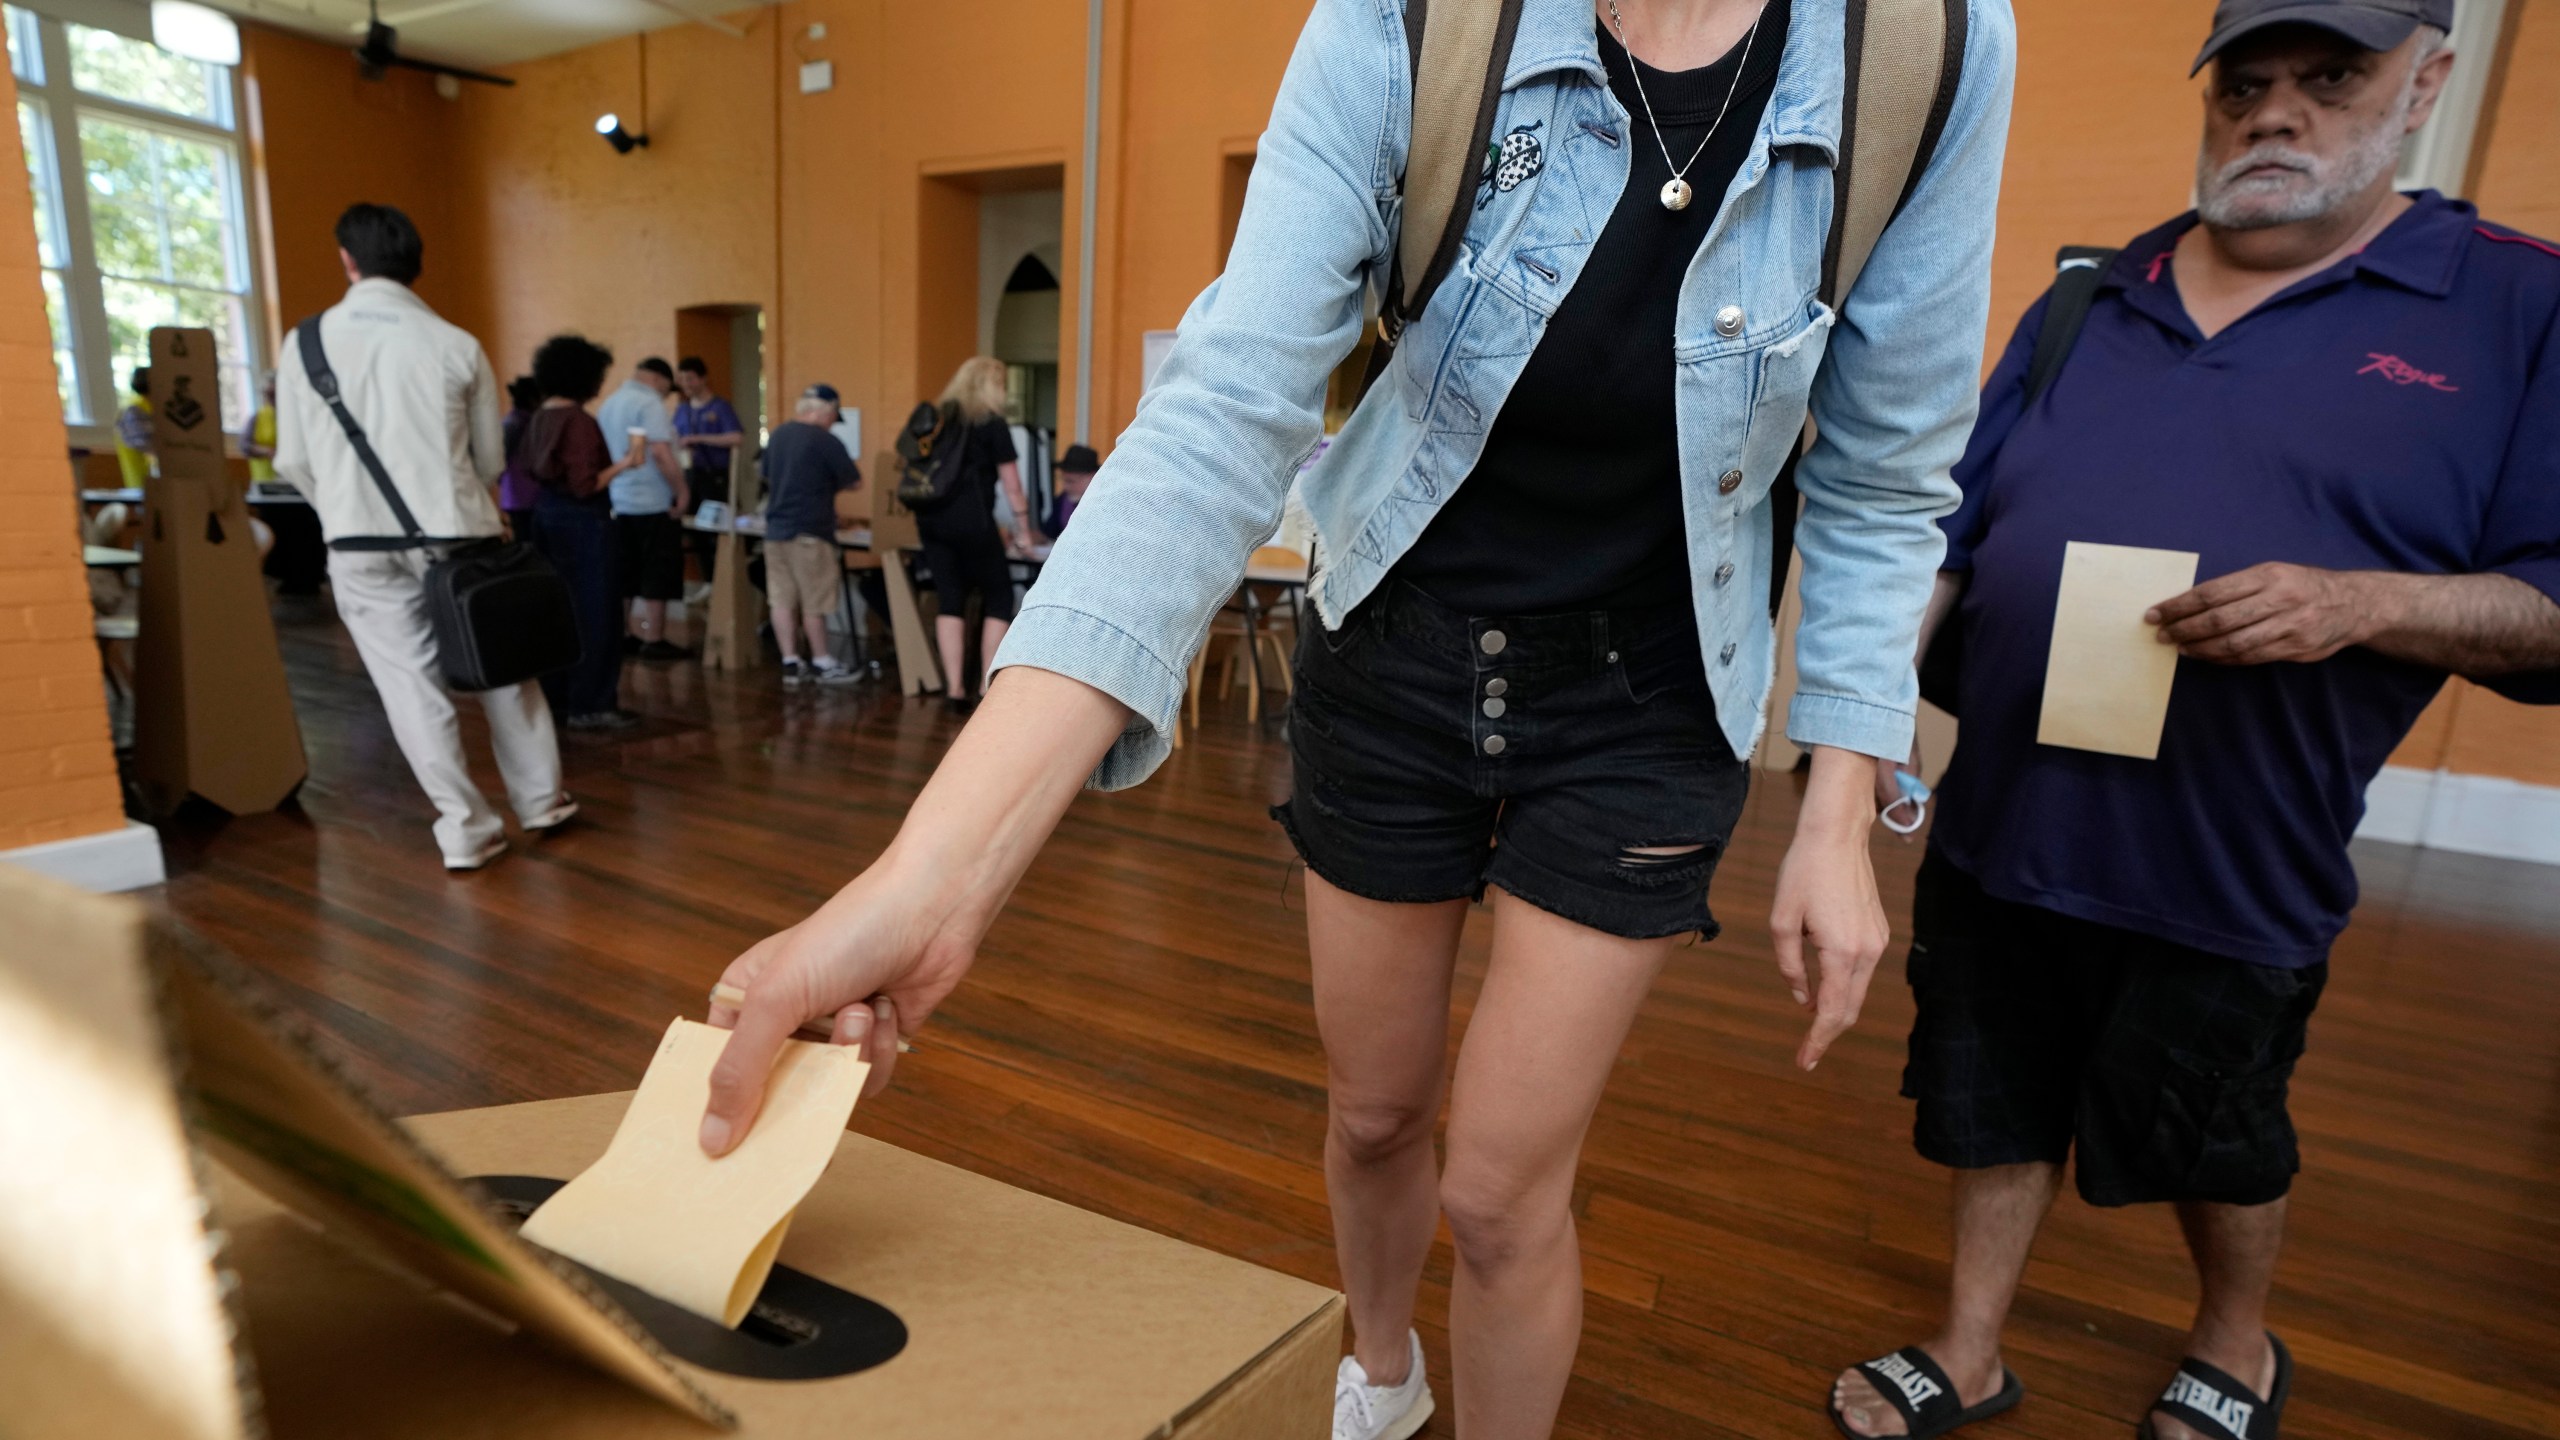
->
[998, 0, 2014, 789]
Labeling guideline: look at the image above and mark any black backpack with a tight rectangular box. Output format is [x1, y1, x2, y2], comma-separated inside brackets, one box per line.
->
[893, 401, 970, 513]
[295, 318, 582, 692]
[1915, 245, 2119, 716]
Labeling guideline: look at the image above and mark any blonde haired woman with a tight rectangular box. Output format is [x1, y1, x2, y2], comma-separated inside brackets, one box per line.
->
[922, 356, 1038, 712]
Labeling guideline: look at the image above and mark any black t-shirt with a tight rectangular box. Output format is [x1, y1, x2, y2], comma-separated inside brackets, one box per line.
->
[1391, 1, 1789, 614]
[919, 416, 1018, 542]
[759, 421, 861, 542]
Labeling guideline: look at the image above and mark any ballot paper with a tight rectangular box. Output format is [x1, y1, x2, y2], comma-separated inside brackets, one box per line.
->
[521, 1017, 869, 1327]
[2036, 541, 2201, 760]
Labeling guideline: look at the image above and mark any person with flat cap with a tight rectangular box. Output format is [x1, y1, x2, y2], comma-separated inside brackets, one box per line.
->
[1828, 3, 2560, 1437]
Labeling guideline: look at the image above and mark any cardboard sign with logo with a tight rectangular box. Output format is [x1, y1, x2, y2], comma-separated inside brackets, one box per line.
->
[133, 326, 308, 815]
[0, 862, 1342, 1440]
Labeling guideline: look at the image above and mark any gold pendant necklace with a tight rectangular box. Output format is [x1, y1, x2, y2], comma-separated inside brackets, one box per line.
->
[1603, 0, 1763, 214]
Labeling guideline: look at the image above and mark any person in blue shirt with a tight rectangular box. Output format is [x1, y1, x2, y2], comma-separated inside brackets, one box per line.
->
[598, 357, 688, 660]
[674, 355, 745, 584]
[1832, 5, 2560, 1438]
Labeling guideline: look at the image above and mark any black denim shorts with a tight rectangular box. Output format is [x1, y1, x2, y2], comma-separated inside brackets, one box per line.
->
[1901, 851, 2329, 1208]
[1272, 580, 1749, 941]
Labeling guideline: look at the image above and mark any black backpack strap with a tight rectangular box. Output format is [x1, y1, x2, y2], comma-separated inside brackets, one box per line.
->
[296, 314, 424, 545]
[2021, 245, 2118, 407]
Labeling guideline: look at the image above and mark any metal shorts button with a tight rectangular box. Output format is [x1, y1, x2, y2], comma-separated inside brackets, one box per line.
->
[1717, 468, 1743, 494]
[1714, 305, 1745, 338]
[1482, 697, 1506, 719]
[1479, 629, 1507, 656]
[1719, 642, 1738, 665]
[1484, 677, 1508, 697]
[1483, 734, 1507, 755]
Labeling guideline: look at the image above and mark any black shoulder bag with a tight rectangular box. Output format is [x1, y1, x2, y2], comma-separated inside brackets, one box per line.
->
[893, 401, 972, 513]
[1914, 245, 2119, 715]
[295, 318, 582, 692]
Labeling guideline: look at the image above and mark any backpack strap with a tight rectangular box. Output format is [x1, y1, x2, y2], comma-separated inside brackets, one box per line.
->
[1358, 0, 1524, 397]
[1769, 0, 1968, 620]
[295, 313, 427, 548]
[2022, 245, 2119, 407]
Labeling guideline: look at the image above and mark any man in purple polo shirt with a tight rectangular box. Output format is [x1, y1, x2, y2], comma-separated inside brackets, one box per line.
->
[674, 356, 745, 584]
[1830, 4, 2560, 1439]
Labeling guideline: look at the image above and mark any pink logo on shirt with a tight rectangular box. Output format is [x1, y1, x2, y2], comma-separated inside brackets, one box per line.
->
[2359, 353, 2459, 391]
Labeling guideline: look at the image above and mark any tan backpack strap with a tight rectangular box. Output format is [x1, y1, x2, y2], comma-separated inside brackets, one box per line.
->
[1822, 0, 1968, 308]
[1396, 0, 1524, 323]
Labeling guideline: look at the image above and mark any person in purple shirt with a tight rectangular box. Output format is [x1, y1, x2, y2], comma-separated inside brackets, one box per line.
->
[674, 356, 746, 583]
[496, 375, 543, 541]
[1831, 5, 2560, 1439]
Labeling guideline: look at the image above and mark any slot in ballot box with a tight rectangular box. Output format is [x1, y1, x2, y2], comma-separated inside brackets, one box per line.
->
[0, 862, 1342, 1440]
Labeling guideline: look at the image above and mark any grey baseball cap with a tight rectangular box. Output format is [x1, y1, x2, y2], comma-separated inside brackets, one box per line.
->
[2192, 0, 2453, 74]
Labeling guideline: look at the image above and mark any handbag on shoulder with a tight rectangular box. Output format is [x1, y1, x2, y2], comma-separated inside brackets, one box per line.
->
[295, 318, 582, 692]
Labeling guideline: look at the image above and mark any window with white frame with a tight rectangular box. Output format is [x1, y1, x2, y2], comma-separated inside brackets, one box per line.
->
[6, 3, 258, 432]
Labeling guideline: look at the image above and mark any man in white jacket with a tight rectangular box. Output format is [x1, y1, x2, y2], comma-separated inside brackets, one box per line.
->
[275, 204, 572, 870]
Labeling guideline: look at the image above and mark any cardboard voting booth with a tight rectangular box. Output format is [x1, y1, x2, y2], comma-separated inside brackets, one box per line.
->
[0, 863, 1343, 1440]
[870, 450, 946, 698]
[132, 325, 308, 815]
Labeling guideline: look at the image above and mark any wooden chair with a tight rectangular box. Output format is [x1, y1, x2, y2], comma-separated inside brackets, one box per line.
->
[1184, 546, 1306, 730]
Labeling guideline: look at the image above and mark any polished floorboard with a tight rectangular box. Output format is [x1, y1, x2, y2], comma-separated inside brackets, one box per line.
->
[151, 593, 2560, 1439]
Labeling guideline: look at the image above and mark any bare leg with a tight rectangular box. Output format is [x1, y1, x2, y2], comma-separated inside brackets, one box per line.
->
[935, 614, 967, 697]
[771, 607, 804, 662]
[1438, 888, 1677, 1440]
[2148, 1199, 2286, 1440]
[803, 610, 834, 666]
[1833, 1162, 2061, 1436]
[1306, 871, 1469, 1386]
[979, 617, 1009, 694]
[633, 598, 667, 643]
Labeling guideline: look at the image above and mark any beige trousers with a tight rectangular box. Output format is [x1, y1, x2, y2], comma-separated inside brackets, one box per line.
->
[327, 548, 565, 864]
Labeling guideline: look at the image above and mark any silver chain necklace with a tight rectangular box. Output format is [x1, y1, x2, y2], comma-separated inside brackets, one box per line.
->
[1603, 0, 1763, 212]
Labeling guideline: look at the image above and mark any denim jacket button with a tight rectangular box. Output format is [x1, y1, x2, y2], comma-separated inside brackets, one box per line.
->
[1718, 642, 1738, 665]
[1714, 305, 1745, 338]
[1713, 561, 1736, 586]
[1717, 468, 1743, 494]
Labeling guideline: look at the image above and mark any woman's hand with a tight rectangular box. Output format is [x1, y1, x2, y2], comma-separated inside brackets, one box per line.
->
[698, 667, 1130, 1155]
[1770, 745, 1890, 1071]
[700, 852, 980, 1154]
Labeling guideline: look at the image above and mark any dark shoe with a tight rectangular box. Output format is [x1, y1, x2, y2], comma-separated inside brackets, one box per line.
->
[2137, 1332, 2289, 1440]
[565, 709, 642, 732]
[944, 695, 978, 717]
[781, 658, 807, 688]
[641, 639, 691, 662]
[620, 634, 643, 656]
[1831, 1349, 2023, 1440]
[812, 659, 864, 687]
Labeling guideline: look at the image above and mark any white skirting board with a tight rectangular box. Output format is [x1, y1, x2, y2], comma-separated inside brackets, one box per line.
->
[0, 820, 165, 892]
[2357, 766, 2560, 867]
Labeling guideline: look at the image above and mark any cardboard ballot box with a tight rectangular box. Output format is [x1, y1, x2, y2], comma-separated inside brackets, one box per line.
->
[0, 864, 1339, 1440]
[225, 1095, 1342, 1439]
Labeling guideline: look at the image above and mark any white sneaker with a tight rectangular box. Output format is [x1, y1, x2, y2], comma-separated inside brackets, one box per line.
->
[1334, 1331, 1433, 1440]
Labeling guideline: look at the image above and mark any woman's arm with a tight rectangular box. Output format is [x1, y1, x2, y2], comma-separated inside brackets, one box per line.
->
[1770, 0, 2017, 1071]
[997, 460, 1034, 552]
[701, 667, 1127, 1152]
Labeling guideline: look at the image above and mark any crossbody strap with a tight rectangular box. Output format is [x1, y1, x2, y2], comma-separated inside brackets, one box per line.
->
[2021, 246, 2119, 406]
[295, 314, 424, 544]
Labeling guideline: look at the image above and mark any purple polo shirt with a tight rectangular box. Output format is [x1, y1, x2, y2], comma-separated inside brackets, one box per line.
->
[1932, 193, 2560, 967]
[674, 395, 742, 474]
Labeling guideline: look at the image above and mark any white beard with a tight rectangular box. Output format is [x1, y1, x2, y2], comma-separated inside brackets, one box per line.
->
[2195, 72, 2415, 230]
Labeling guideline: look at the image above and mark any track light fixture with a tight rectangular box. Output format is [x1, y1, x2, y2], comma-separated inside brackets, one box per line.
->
[595, 113, 647, 154]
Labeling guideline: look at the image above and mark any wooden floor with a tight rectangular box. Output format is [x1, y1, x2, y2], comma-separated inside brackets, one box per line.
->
[152, 593, 2560, 1440]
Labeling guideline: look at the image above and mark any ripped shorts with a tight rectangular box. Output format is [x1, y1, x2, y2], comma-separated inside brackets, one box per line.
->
[1273, 579, 1749, 941]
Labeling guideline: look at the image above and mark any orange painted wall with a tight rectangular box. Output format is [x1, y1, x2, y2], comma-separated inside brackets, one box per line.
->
[238, 0, 2559, 784]
[0, 63, 122, 851]
[241, 24, 462, 331]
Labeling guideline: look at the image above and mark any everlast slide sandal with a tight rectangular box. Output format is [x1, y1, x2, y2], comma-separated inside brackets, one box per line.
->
[1830, 1347, 2024, 1439]
[2137, 1331, 2292, 1440]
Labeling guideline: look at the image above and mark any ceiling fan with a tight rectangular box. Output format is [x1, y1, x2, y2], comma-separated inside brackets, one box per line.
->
[351, 0, 515, 87]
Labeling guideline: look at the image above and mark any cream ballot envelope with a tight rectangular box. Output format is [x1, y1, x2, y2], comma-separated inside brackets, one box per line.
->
[2036, 541, 2201, 761]
[522, 1018, 869, 1327]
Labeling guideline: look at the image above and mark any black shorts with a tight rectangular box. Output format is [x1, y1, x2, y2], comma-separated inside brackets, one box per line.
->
[918, 527, 1017, 623]
[613, 512, 686, 601]
[1902, 851, 2328, 1208]
[1273, 580, 1748, 942]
